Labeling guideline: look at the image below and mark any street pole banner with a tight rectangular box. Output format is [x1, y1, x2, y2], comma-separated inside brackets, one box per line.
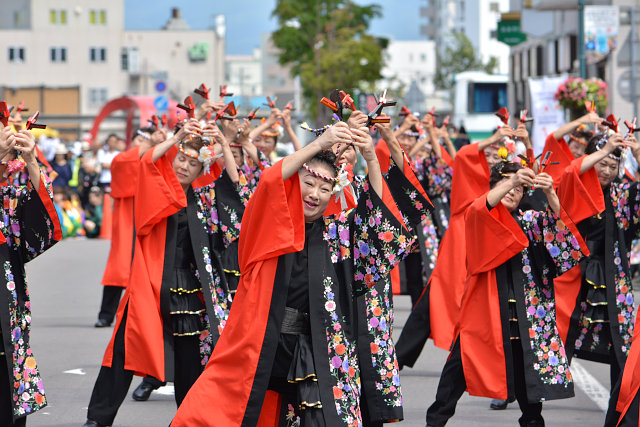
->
[527, 75, 568, 156]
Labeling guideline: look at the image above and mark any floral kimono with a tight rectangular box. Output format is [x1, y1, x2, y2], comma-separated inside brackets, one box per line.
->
[565, 181, 640, 367]
[171, 161, 416, 427]
[0, 175, 61, 422]
[458, 196, 587, 401]
[101, 148, 245, 380]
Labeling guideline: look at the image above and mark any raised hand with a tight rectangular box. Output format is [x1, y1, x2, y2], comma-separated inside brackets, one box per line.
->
[350, 127, 376, 162]
[511, 167, 535, 188]
[347, 110, 368, 129]
[315, 122, 352, 151]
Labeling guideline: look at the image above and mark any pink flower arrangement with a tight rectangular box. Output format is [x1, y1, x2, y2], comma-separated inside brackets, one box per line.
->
[554, 77, 609, 112]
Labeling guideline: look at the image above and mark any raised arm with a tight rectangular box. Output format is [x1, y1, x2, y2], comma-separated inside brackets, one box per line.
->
[351, 127, 383, 198]
[533, 172, 560, 215]
[478, 126, 515, 151]
[249, 108, 281, 140]
[375, 115, 405, 172]
[152, 119, 201, 163]
[553, 111, 602, 140]
[579, 133, 625, 174]
[282, 109, 302, 151]
[204, 123, 239, 184]
[486, 168, 534, 208]
[440, 125, 457, 159]
[14, 130, 41, 189]
[281, 121, 352, 180]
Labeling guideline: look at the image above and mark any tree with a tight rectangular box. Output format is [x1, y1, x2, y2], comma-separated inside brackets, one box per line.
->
[434, 32, 498, 91]
[271, 0, 387, 122]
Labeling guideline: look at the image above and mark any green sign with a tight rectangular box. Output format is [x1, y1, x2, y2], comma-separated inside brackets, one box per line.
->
[188, 42, 210, 62]
[497, 20, 526, 46]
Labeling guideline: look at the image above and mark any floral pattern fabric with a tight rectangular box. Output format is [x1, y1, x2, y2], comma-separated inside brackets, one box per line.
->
[519, 209, 584, 386]
[0, 175, 59, 418]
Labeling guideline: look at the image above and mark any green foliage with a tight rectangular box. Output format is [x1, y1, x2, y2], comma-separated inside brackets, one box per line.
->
[434, 32, 498, 90]
[272, 0, 386, 122]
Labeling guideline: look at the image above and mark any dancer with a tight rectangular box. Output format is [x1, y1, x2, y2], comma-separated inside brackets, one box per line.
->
[426, 161, 586, 427]
[96, 126, 164, 328]
[0, 126, 61, 426]
[171, 121, 419, 426]
[83, 119, 244, 427]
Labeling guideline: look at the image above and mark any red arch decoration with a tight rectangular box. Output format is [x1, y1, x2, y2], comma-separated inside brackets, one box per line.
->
[89, 96, 180, 146]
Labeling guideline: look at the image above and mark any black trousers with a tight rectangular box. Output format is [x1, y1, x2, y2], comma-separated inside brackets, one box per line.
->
[0, 355, 27, 427]
[426, 337, 544, 427]
[404, 252, 425, 307]
[605, 371, 640, 427]
[395, 285, 431, 369]
[87, 306, 202, 425]
[97, 286, 124, 323]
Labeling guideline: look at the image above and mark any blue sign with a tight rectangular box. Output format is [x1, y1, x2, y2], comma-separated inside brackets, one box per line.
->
[154, 95, 168, 111]
[155, 81, 167, 92]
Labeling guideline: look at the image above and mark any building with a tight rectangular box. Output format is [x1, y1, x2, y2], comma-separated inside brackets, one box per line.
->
[0, 0, 225, 138]
[261, 33, 296, 107]
[507, 0, 635, 120]
[420, 0, 511, 75]
[380, 40, 440, 111]
[225, 49, 263, 98]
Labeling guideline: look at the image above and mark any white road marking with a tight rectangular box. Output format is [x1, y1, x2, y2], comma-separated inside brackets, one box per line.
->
[63, 368, 86, 375]
[155, 385, 175, 395]
[571, 360, 610, 412]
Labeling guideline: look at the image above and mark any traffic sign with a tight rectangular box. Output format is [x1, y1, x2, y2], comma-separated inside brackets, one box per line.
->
[155, 81, 167, 92]
[154, 95, 169, 111]
[498, 20, 527, 46]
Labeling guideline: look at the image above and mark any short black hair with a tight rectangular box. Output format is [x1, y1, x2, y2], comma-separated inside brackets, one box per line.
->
[585, 133, 622, 158]
[306, 150, 339, 178]
[139, 126, 156, 135]
[490, 161, 523, 188]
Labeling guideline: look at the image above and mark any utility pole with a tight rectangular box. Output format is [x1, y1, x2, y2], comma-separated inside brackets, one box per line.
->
[631, 5, 638, 118]
[578, 0, 586, 78]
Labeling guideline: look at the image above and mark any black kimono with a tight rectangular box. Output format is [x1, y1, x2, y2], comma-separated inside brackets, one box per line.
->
[0, 174, 61, 424]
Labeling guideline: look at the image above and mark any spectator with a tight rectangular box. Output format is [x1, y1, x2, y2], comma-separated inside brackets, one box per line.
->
[84, 186, 104, 238]
[53, 187, 85, 238]
[96, 134, 121, 191]
[51, 143, 72, 188]
[79, 141, 100, 208]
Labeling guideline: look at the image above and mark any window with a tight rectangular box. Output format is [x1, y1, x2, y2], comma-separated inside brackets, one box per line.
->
[49, 9, 67, 24]
[8, 47, 25, 63]
[420, 53, 427, 62]
[89, 88, 108, 106]
[121, 47, 139, 72]
[90, 9, 106, 25]
[90, 47, 107, 63]
[50, 47, 67, 63]
[467, 83, 507, 114]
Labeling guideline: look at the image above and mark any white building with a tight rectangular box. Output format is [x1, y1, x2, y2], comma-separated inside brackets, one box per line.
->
[225, 49, 263, 98]
[507, 0, 635, 120]
[380, 40, 439, 111]
[420, 0, 511, 74]
[0, 0, 225, 138]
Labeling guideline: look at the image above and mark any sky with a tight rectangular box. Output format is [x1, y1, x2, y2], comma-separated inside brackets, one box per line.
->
[125, 0, 423, 55]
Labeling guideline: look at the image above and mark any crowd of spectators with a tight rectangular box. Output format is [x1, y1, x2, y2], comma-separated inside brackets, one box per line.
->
[43, 133, 124, 239]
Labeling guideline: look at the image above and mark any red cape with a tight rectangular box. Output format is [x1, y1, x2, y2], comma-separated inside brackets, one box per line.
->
[172, 161, 305, 426]
[459, 195, 588, 399]
[541, 133, 574, 183]
[102, 146, 187, 380]
[428, 143, 490, 349]
[101, 146, 140, 287]
[616, 311, 640, 424]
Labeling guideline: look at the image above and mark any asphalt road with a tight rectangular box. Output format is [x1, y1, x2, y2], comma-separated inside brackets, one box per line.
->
[24, 238, 613, 426]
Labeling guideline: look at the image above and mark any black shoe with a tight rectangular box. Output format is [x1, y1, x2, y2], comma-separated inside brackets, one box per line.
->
[490, 399, 508, 410]
[132, 382, 155, 401]
[83, 419, 108, 427]
[94, 319, 111, 328]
